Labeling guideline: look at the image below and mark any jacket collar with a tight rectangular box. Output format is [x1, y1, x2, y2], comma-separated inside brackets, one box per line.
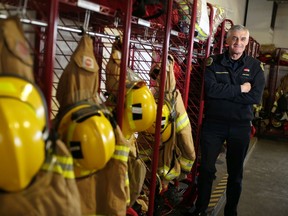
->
[221, 51, 247, 67]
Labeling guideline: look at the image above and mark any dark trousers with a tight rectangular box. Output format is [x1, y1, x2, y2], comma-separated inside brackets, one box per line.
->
[195, 121, 251, 216]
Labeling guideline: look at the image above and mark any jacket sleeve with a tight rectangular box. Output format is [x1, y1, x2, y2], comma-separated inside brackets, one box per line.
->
[204, 61, 242, 99]
[229, 63, 265, 105]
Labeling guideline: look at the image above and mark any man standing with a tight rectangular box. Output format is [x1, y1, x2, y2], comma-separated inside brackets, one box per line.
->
[192, 25, 265, 216]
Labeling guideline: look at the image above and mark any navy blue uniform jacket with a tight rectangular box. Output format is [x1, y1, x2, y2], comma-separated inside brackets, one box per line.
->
[204, 51, 265, 125]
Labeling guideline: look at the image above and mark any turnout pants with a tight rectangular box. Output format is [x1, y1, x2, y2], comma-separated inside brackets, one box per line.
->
[196, 120, 251, 216]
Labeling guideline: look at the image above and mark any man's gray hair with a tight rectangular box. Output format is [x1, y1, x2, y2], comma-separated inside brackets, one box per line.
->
[227, 24, 249, 38]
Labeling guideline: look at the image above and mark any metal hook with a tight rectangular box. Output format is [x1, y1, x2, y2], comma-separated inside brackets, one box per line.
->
[114, 16, 120, 28]
[83, 10, 91, 33]
[113, 9, 121, 28]
[152, 30, 157, 43]
[144, 27, 148, 41]
[17, 0, 28, 17]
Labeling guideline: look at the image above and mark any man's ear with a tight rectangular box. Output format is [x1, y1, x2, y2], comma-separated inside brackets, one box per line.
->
[244, 32, 250, 46]
[244, 38, 249, 46]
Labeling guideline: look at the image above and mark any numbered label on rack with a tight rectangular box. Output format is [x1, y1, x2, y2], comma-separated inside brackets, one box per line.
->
[138, 19, 151, 28]
[171, 30, 178, 36]
[77, 0, 100, 12]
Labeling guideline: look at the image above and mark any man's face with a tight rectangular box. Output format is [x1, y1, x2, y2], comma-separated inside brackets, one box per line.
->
[226, 30, 249, 56]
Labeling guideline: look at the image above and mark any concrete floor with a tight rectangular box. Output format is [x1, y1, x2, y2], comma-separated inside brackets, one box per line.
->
[216, 138, 288, 216]
[162, 137, 288, 216]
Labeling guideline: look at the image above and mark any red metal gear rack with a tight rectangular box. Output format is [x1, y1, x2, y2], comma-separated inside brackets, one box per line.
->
[0, 0, 229, 215]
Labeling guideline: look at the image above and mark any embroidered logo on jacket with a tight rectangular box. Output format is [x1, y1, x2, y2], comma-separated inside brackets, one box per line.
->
[206, 57, 213, 66]
[83, 56, 94, 69]
[260, 62, 265, 71]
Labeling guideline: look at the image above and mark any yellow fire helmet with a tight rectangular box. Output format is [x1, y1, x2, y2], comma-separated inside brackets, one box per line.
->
[146, 101, 172, 143]
[57, 103, 116, 177]
[0, 75, 48, 192]
[122, 83, 156, 138]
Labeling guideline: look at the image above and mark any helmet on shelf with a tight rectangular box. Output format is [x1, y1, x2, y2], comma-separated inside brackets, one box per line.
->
[0, 75, 48, 192]
[146, 101, 172, 143]
[57, 103, 116, 176]
[122, 84, 156, 138]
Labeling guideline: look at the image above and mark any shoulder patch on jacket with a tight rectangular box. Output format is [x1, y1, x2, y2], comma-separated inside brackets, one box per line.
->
[260, 62, 265, 72]
[206, 57, 213, 66]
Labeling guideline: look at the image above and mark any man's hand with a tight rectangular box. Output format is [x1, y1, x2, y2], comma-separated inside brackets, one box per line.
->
[241, 82, 251, 93]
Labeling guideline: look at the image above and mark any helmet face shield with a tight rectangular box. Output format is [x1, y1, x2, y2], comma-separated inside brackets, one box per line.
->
[0, 76, 48, 192]
[57, 103, 116, 176]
